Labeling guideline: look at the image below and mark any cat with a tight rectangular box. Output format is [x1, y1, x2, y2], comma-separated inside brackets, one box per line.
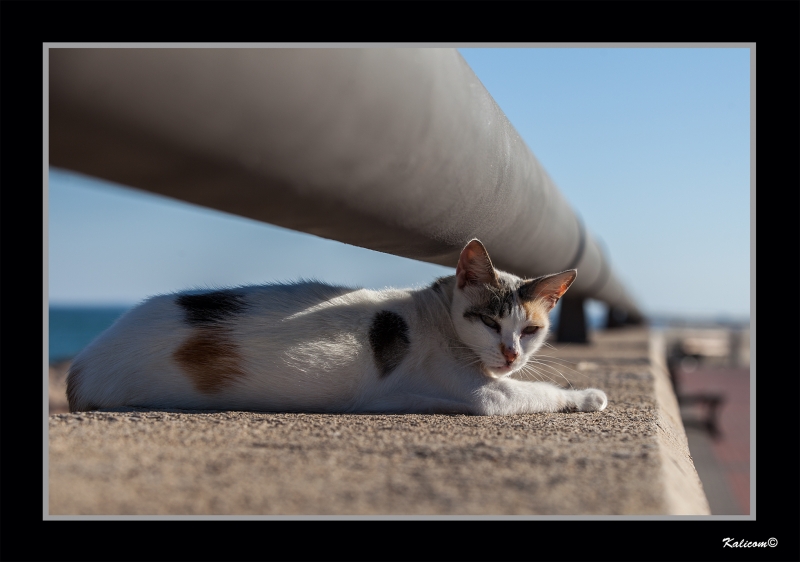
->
[66, 239, 608, 415]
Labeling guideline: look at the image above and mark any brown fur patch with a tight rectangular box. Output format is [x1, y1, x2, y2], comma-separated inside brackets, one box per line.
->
[522, 299, 551, 325]
[173, 327, 246, 394]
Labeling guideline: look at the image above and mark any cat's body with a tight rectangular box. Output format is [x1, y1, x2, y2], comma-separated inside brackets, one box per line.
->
[66, 240, 608, 415]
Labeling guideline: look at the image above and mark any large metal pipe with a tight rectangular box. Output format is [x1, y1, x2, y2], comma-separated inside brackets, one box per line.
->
[48, 48, 642, 322]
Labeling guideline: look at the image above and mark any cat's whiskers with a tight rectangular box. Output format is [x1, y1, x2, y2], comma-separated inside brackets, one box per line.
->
[529, 356, 589, 381]
[530, 355, 583, 370]
[525, 360, 576, 389]
[514, 364, 545, 382]
[522, 364, 571, 389]
[459, 358, 486, 370]
[532, 350, 578, 363]
[531, 355, 583, 375]
[528, 352, 589, 375]
[546, 341, 577, 353]
[516, 364, 562, 387]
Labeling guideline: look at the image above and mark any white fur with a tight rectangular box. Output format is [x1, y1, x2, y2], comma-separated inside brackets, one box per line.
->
[67, 247, 608, 416]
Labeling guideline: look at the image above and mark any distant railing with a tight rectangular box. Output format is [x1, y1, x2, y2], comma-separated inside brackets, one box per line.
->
[49, 47, 643, 340]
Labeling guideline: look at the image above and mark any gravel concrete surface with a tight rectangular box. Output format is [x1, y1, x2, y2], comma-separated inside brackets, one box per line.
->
[47, 327, 709, 516]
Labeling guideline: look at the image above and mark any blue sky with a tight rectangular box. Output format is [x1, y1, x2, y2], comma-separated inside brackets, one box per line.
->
[48, 47, 751, 319]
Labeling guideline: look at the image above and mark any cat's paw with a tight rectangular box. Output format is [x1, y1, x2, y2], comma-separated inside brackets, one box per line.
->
[578, 389, 608, 412]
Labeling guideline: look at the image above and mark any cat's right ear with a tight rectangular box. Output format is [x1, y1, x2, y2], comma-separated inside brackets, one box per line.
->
[456, 239, 499, 289]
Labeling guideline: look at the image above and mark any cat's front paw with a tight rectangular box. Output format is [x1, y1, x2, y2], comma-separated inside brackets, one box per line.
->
[578, 389, 607, 412]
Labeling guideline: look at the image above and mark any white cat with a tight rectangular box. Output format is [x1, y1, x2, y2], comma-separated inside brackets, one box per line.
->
[66, 240, 608, 415]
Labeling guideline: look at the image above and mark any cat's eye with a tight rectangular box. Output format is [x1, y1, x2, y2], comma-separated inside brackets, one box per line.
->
[481, 315, 500, 332]
[522, 326, 540, 336]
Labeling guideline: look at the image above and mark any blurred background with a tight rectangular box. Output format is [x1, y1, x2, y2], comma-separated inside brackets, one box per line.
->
[47, 47, 751, 514]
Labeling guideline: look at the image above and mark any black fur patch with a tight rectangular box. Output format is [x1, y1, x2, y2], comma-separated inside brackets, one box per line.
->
[177, 291, 247, 326]
[464, 284, 516, 321]
[463, 308, 486, 322]
[518, 276, 546, 302]
[369, 310, 411, 377]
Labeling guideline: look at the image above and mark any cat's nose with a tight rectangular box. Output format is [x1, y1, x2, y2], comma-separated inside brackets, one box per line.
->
[501, 345, 519, 364]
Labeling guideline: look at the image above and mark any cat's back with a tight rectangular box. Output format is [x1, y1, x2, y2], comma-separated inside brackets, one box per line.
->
[66, 281, 421, 412]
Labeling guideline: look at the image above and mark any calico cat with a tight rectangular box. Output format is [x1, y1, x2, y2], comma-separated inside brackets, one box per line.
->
[66, 239, 607, 415]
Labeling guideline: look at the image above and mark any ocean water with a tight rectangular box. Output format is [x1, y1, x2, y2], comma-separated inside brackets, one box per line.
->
[48, 306, 132, 363]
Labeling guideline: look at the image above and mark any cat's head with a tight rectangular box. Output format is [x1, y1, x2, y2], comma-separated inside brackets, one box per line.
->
[450, 239, 576, 378]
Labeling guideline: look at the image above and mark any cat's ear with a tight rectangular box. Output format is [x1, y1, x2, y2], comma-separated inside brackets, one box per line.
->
[518, 270, 577, 311]
[456, 239, 499, 289]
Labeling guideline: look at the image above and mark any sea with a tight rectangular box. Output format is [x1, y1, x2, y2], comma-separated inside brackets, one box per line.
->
[48, 305, 133, 364]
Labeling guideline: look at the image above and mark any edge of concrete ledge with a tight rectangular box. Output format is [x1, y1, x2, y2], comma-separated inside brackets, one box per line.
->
[649, 330, 712, 515]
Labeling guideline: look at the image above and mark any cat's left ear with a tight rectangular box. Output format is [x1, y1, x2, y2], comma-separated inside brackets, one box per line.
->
[456, 239, 499, 289]
[519, 270, 577, 311]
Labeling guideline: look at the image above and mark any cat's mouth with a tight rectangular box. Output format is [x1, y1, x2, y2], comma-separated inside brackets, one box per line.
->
[483, 363, 515, 378]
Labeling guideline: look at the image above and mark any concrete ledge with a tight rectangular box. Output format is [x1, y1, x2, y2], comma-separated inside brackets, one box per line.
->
[47, 327, 710, 516]
[649, 331, 712, 515]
